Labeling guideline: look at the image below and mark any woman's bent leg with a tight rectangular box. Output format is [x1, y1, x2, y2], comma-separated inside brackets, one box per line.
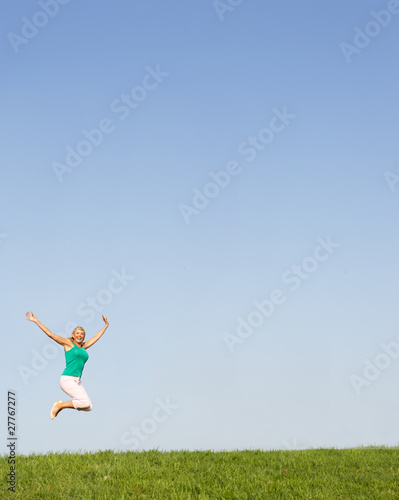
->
[60, 376, 93, 411]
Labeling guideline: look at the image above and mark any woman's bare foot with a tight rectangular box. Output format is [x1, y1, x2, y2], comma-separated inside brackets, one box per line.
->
[51, 400, 63, 419]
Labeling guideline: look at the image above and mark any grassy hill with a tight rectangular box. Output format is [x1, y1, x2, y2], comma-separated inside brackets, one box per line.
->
[1, 447, 398, 499]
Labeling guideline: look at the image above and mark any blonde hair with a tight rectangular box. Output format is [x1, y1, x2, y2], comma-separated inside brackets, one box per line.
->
[69, 326, 86, 343]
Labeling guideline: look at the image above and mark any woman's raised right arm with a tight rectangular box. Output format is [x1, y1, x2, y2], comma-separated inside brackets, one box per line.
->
[25, 312, 70, 347]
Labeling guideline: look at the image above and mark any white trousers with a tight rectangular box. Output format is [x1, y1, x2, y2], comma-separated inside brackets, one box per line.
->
[59, 375, 93, 411]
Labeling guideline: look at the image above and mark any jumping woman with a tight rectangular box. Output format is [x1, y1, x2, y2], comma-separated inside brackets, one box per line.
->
[25, 312, 109, 419]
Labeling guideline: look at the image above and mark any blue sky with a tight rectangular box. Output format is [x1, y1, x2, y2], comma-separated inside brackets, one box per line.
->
[1, 0, 399, 456]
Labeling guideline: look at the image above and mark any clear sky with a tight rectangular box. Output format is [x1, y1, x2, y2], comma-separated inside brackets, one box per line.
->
[1, 0, 399, 456]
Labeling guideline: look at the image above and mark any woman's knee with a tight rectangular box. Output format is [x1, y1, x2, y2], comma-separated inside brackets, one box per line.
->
[83, 400, 93, 411]
[77, 399, 92, 411]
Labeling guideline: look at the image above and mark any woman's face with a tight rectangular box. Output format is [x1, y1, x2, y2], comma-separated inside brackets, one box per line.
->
[73, 328, 85, 344]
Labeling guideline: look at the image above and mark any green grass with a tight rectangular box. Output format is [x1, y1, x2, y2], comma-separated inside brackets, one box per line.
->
[1, 447, 399, 499]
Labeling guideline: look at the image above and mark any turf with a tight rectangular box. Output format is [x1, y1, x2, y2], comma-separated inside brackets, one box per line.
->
[1, 447, 398, 499]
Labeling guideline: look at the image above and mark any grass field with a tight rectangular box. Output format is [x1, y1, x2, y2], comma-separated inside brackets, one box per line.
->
[1, 447, 398, 499]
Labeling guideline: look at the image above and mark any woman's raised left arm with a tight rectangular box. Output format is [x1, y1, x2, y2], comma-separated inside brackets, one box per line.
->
[83, 315, 109, 349]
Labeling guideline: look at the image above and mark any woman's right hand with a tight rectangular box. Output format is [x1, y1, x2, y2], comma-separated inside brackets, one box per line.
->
[25, 311, 38, 323]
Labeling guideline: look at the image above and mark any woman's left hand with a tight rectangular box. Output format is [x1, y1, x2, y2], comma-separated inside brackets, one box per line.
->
[102, 315, 109, 327]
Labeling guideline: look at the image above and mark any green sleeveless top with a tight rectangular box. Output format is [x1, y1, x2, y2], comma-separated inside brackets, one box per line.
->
[62, 342, 89, 377]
